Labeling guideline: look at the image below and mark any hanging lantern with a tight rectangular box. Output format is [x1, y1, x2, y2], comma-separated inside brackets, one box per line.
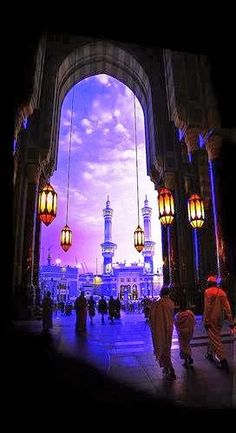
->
[188, 194, 205, 228]
[38, 183, 57, 226]
[60, 225, 72, 252]
[134, 225, 145, 253]
[158, 187, 174, 225]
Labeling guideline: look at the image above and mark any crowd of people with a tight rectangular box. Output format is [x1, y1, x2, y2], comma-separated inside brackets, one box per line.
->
[42, 275, 236, 380]
[42, 292, 122, 333]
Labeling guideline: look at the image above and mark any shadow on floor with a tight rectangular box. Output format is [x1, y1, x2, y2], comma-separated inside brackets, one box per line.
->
[6, 325, 235, 424]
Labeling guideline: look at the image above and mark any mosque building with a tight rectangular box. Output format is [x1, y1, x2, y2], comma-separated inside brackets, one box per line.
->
[40, 196, 162, 301]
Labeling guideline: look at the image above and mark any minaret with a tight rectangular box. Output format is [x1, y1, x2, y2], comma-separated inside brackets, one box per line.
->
[141, 195, 155, 273]
[101, 196, 117, 274]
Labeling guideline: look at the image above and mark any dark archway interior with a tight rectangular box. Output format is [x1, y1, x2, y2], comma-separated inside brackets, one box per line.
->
[4, 27, 236, 418]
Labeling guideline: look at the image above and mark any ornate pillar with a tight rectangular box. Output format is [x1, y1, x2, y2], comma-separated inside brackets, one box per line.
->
[21, 163, 41, 317]
[161, 222, 170, 287]
[205, 134, 229, 278]
[33, 175, 44, 309]
[151, 165, 172, 287]
[13, 136, 27, 289]
[184, 127, 218, 312]
[163, 172, 180, 291]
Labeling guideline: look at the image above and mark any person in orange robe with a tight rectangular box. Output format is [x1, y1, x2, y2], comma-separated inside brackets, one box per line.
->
[174, 299, 195, 367]
[204, 275, 235, 370]
[150, 287, 176, 380]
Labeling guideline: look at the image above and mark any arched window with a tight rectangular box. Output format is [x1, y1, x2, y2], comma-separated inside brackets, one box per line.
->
[132, 284, 138, 300]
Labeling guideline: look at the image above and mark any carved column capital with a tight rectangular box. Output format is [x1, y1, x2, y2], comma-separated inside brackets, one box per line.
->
[26, 163, 41, 184]
[205, 134, 222, 161]
[185, 128, 201, 153]
[39, 158, 55, 182]
[150, 160, 164, 189]
[211, 127, 236, 143]
[164, 172, 176, 190]
[14, 103, 34, 140]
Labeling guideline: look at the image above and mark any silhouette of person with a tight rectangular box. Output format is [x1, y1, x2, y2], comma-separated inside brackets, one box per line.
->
[42, 291, 53, 332]
[98, 295, 108, 324]
[87, 295, 96, 324]
[74, 291, 87, 332]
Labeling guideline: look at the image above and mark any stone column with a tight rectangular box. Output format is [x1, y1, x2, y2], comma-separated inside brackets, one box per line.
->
[161, 223, 170, 287]
[163, 172, 180, 291]
[33, 201, 42, 309]
[185, 127, 201, 191]
[21, 163, 41, 318]
[205, 134, 230, 278]
[33, 173, 45, 308]
[184, 127, 217, 312]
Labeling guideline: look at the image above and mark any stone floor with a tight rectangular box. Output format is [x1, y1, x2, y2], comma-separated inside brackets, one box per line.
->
[13, 311, 236, 412]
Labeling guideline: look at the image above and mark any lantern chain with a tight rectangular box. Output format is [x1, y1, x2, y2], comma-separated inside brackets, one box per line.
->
[133, 94, 140, 226]
[66, 54, 76, 225]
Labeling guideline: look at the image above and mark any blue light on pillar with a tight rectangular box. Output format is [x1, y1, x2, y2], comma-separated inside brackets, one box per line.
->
[209, 160, 220, 275]
[158, 187, 175, 286]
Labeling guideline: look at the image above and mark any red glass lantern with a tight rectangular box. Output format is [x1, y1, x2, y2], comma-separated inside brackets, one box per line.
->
[38, 183, 57, 226]
[134, 225, 145, 252]
[188, 194, 205, 228]
[158, 187, 174, 225]
[60, 225, 72, 252]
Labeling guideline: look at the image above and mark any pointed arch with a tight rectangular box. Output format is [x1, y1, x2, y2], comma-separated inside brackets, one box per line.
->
[50, 41, 156, 178]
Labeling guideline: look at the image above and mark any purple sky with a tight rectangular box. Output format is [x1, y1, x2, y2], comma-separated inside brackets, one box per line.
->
[41, 74, 162, 273]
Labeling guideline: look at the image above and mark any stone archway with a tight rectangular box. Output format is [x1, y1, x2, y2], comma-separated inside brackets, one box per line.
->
[14, 33, 230, 317]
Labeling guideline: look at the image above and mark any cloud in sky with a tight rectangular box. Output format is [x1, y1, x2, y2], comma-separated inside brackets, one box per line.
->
[96, 74, 110, 85]
[41, 75, 162, 273]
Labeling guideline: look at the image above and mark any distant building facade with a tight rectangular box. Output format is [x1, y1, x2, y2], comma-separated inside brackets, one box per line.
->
[39, 197, 162, 301]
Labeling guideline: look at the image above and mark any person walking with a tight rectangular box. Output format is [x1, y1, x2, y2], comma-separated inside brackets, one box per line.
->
[150, 287, 176, 380]
[42, 291, 53, 332]
[74, 291, 87, 333]
[203, 275, 235, 370]
[87, 295, 96, 324]
[98, 295, 108, 324]
[108, 296, 116, 323]
[174, 298, 195, 367]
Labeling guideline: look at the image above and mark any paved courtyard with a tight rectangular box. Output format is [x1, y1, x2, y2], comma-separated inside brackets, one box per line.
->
[14, 310, 236, 411]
